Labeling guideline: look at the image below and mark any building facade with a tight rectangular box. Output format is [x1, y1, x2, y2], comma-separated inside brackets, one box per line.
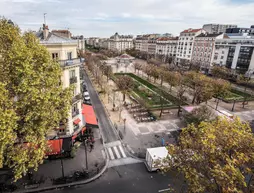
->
[147, 38, 157, 56]
[226, 26, 254, 36]
[108, 32, 133, 52]
[213, 38, 254, 73]
[156, 37, 178, 61]
[191, 33, 226, 69]
[203, 24, 237, 34]
[36, 24, 84, 137]
[176, 28, 205, 64]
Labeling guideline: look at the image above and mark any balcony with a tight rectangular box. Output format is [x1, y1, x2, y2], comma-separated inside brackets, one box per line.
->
[72, 93, 82, 103]
[70, 76, 77, 84]
[72, 109, 80, 118]
[59, 58, 84, 68]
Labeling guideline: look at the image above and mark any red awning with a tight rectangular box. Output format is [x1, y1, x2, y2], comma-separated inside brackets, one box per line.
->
[82, 104, 98, 126]
[45, 139, 63, 155]
[73, 118, 81, 125]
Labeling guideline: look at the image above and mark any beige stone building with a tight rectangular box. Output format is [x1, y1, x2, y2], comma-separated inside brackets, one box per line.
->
[35, 24, 84, 138]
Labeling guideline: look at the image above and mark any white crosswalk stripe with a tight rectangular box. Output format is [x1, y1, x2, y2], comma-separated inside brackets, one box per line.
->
[108, 147, 115, 160]
[106, 144, 128, 160]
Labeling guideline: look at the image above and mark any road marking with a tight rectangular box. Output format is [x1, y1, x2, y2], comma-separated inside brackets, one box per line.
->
[158, 188, 171, 192]
[118, 145, 127, 158]
[101, 149, 106, 159]
[113, 146, 121, 159]
[108, 147, 115, 160]
[126, 145, 135, 154]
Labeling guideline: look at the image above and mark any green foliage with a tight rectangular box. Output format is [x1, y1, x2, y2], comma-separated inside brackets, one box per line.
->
[0, 19, 72, 180]
[183, 105, 215, 125]
[165, 118, 254, 192]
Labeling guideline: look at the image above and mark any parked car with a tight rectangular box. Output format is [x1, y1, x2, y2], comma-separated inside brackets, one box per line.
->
[84, 91, 90, 101]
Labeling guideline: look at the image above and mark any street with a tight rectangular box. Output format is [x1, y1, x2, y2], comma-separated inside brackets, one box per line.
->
[83, 69, 118, 143]
[45, 163, 183, 193]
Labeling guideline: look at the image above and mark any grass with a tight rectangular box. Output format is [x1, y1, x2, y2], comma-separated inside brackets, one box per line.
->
[115, 73, 187, 109]
[223, 89, 254, 102]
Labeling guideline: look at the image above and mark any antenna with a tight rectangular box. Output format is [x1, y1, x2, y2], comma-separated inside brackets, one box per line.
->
[44, 13, 47, 25]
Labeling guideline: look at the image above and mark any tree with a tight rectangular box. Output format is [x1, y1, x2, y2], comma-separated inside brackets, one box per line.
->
[0, 19, 72, 180]
[164, 118, 254, 193]
[115, 75, 134, 101]
[150, 65, 160, 83]
[185, 72, 214, 104]
[211, 66, 231, 79]
[212, 78, 231, 99]
[133, 62, 142, 75]
[183, 105, 215, 125]
[165, 71, 181, 92]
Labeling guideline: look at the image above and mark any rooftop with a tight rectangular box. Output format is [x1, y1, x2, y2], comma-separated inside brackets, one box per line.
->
[196, 33, 223, 38]
[181, 28, 202, 34]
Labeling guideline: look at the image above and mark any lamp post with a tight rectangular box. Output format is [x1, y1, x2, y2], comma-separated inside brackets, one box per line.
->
[231, 100, 236, 112]
[56, 137, 65, 178]
[215, 98, 220, 110]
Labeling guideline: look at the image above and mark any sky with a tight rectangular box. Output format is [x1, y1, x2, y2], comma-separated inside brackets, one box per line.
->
[0, 0, 254, 38]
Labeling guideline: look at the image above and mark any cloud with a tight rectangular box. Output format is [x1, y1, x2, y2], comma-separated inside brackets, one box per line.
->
[0, 0, 254, 37]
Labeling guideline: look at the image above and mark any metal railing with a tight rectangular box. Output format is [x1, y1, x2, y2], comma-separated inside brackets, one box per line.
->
[72, 109, 80, 118]
[69, 76, 78, 84]
[72, 93, 82, 103]
[59, 58, 85, 67]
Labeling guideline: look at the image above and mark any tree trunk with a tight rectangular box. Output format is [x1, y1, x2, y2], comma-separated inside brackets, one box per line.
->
[160, 78, 163, 86]
[170, 85, 172, 92]
[154, 77, 156, 83]
[123, 92, 126, 102]
[192, 93, 196, 104]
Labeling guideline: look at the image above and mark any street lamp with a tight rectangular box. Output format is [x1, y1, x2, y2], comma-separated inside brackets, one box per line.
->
[55, 136, 65, 178]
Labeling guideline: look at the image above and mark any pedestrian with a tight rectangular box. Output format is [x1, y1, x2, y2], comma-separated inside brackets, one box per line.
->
[90, 143, 94, 152]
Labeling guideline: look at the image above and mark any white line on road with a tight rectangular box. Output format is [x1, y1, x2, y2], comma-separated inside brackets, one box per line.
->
[126, 145, 135, 154]
[101, 149, 106, 159]
[118, 145, 127, 158]
[113, 146, 121, 159]
[158, 188, 171, 192]
[108, 147, 115, 160]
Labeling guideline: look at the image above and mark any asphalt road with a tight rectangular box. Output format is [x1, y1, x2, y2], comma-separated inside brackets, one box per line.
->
[46, 163, 184, 193]
[83, 69, 118, 143]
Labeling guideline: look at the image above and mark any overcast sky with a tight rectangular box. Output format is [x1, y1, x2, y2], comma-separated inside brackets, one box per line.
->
[1, 0, 254, 38]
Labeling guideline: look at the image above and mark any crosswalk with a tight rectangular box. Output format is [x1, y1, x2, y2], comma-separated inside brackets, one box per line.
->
[104, 141, 142, 168]
[105, 141, 127, 160]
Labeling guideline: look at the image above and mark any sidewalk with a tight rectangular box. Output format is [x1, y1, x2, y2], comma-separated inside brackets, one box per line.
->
[12, 129, 108, 192]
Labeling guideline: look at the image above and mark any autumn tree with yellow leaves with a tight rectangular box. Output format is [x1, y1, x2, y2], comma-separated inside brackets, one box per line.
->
[0, 19, 72, 180]
[164, 118, 254, 192]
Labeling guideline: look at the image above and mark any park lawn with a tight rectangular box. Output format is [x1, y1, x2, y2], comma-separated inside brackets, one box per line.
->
[115, 73, 186, 107]
[223, 89, 254, 102]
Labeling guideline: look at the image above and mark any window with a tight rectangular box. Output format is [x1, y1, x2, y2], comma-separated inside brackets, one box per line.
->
[52, 53, 58, 59]
[221, 56, 224, 59]
[69, 70, 75, 78]
[67, 52, 72, 60]
[222, 50, 225, 54]
[72, 103, 78, 113]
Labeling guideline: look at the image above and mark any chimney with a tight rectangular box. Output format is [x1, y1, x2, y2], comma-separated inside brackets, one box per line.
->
[43, 24, 49, 40]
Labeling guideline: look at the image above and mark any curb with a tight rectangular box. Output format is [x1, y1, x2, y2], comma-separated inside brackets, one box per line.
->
[15, 158, 109, 193]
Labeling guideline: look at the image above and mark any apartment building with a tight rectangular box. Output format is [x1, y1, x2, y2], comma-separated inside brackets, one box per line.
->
[135, 34, 161, 53]
[147, 38, 157, 56]
[35, 24, 84, 138]
[203, 24, 237, 34]
[226, 25, 254, 36]
[156, 37, 178, 58]
[191, 33, 226, 70]
[213, 37, 254, 73]
[176, 28, 206, 64]
[108, 32, 133, 52]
